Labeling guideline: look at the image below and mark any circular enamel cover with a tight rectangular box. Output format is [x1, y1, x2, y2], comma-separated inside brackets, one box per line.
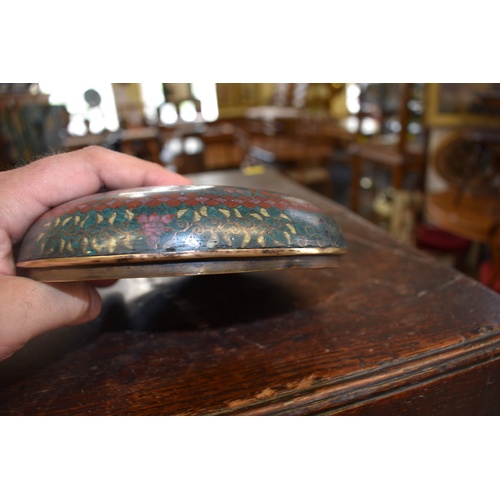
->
[17, 185, 346, 281]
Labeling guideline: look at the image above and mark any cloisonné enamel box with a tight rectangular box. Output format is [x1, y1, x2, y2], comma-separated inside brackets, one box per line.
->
[17, 185, 347, 281]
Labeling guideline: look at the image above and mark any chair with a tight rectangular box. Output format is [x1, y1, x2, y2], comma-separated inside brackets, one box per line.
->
[425, 129, 500, 290]
[241, 114, 334, 196]
[284, 116, 335, 197]
[199, 122, 245, 171]
[426, 189, 500, 289]
[116, 126, 163, 165]
[349, 83, 428, 213]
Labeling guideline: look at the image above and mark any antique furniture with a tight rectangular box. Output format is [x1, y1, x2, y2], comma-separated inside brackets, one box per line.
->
[116, 126, 163, 165]
[426, 189, 500, 288]
[199, 123, 245, 171]
[2, 168, 500, 415]
[241, 115, 335, 196]
[349, 83, 428, 213]
[425, 128, 500, 289]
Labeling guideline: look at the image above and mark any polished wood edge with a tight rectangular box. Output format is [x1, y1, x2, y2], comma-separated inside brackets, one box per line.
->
[219, 328, 500, 416]
[18, 254, 343, 282]
[17, 246, 347, 269]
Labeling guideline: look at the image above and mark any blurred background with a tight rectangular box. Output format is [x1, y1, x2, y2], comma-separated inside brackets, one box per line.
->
[1, 82, 499, 292]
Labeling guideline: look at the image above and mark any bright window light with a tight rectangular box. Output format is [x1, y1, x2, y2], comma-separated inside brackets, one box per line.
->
[179, 100, 198, 122]
[38, 82, 119, 135]
[159, 103, 178, 125]
[153, 83, 219, 124]
[191, 83, 218, 122]
[346, 83, 361, 114]
[140, 83, 165, 123]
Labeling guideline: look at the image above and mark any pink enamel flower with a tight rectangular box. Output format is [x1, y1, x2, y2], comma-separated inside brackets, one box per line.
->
[138, 213, 175, 246]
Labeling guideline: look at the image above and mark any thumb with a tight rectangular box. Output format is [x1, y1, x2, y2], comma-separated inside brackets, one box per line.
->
[0, 276, 102, 361]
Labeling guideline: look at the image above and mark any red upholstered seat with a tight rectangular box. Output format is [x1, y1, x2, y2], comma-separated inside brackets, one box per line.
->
[416, 224, 470, 253]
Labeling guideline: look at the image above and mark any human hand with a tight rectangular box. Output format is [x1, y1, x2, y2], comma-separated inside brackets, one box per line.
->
[0, 146, 191, 361]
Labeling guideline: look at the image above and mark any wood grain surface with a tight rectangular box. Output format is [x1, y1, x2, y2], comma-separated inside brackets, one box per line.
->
[1, 167, 500, 415]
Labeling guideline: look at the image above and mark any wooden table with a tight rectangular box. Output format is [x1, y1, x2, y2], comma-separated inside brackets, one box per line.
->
[2, 168, 500, 415]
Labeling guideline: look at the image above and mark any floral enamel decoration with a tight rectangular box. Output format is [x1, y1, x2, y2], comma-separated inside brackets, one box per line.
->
[17, 185, 347, 281]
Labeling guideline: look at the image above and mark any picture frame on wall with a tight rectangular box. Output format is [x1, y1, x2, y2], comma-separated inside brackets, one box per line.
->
[425, 83, 500, 127]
